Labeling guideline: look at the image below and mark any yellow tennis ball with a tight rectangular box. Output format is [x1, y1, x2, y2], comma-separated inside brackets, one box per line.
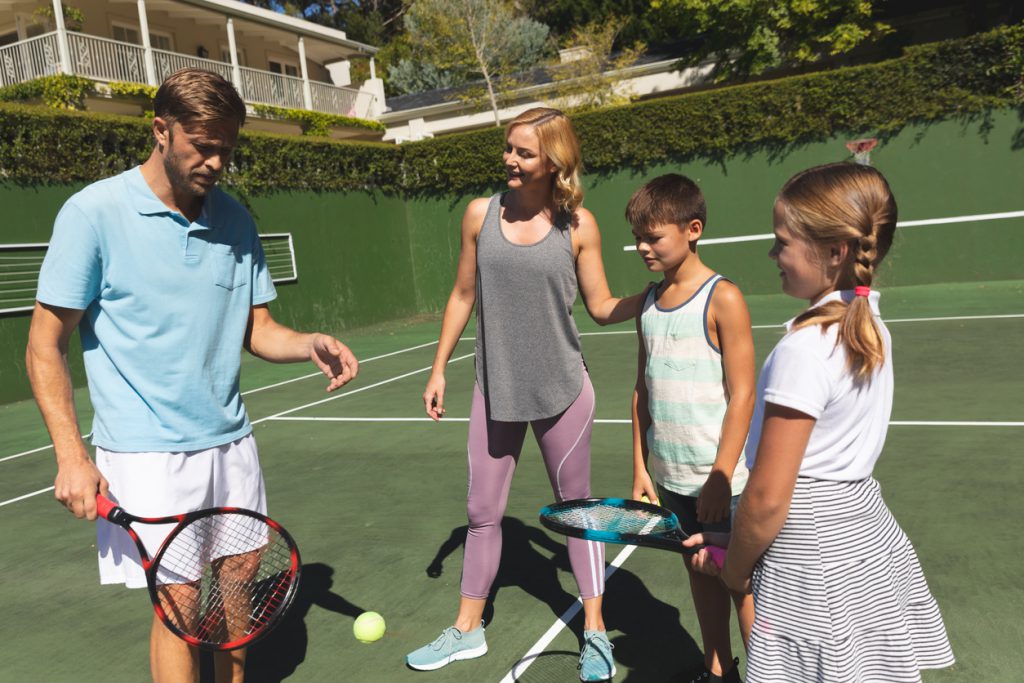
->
[353, 611, 386, 643]
[641, 494, 650, 503]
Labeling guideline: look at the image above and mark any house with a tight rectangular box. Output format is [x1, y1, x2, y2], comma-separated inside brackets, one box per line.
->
[0, 0, 386, 134]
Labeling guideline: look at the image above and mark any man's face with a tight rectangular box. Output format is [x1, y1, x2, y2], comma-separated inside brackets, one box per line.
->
[158, 119, 238, 199]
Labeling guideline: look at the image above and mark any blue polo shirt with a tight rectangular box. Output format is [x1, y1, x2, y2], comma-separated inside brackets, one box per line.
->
[36, 167, 277, 452]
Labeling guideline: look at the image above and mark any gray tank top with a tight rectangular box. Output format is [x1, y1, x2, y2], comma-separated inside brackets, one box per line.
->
[475, 193, 583, 421]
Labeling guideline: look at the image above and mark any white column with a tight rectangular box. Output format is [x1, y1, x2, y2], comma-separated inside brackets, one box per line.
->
[136, 0, 157, 86]
[369, 57, 376, 80]
[226, 18, 242, 90]
[297, 36, 312, 110]
[51, 0, 72, 75]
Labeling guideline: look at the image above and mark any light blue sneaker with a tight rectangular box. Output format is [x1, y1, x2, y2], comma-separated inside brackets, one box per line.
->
[578, 630, 616, 681]
[406, 623, 488, 671]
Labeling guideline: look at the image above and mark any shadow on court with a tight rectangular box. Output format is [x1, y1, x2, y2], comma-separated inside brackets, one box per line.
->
[427, 517, 579, 627]
[428, 519, 704, 682]
[230, 562, 364, 683]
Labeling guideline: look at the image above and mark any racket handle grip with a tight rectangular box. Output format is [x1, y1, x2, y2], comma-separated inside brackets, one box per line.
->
[706, 545, 726, 569]
[95, 494, 116, 521]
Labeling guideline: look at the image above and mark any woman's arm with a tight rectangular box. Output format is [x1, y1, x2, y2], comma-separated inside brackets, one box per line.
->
[719, 403, 815, 593]
[423, 198, 488, 420]
[574, 208, 643, 325]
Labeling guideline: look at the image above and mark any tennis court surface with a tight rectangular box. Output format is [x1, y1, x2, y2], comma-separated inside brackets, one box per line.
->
[1, 279, 1021, 681]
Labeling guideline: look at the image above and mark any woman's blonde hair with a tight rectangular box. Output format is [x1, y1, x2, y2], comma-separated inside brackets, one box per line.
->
[506, 107, 584, 216]
[779, 162, 897, 378]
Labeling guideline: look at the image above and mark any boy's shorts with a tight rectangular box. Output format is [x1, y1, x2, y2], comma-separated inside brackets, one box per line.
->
[656, 484, 740, 538]
[94, 433, 266, 589]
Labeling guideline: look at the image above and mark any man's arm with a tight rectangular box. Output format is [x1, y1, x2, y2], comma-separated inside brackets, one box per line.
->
[244, 304, 359, 392]
[26, 302, 108, 520]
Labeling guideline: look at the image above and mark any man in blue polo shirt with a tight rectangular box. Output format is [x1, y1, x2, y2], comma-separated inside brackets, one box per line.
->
[26, 68, 358, 682]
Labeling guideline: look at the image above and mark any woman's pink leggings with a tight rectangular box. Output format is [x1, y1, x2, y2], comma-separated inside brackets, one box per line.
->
[460, 373, 605, 600]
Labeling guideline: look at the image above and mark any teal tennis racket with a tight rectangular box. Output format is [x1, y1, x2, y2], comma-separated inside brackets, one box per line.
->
[539, 497, 725, 567]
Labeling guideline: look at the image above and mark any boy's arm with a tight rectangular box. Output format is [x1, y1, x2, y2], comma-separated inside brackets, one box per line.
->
[697, 281, 756, 523]
[631, 291, 658, 502]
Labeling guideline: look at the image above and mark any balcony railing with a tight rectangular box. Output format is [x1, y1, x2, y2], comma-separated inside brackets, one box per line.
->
[0, 31, 375, 119]
[0, 33, 61, 85]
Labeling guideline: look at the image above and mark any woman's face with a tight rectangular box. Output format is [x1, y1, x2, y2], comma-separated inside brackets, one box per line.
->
[503, 125, 555, 189]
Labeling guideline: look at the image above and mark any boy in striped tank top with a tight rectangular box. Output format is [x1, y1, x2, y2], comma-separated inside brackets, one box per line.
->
[627, 175, 755, 683]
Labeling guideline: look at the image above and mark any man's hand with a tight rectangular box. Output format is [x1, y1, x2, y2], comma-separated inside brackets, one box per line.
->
[54, 451, 108, 520]
[310, 334, 359, 391]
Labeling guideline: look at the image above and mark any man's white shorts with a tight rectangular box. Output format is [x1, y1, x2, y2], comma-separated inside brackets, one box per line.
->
[95, 433, 266, 589]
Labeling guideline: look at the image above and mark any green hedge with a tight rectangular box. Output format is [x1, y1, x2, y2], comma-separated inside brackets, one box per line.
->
[2, 24, 1021, 194]
[251, 104, 385, 135]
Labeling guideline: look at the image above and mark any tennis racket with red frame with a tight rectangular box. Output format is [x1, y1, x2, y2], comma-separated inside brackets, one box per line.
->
[96, 494, 301, 651]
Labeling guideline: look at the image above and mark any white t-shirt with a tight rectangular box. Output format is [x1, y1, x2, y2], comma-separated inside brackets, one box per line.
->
[745, 290, 893, 481]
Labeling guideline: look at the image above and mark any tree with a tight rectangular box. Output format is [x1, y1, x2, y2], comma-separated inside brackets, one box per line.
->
[653, 0, 892, 80]
[547, 17, 646, 113]
[520, 0, 661, 49]
[390, 0, 550, 124]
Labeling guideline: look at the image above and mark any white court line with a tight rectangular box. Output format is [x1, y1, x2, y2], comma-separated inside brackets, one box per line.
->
[241, 339, 441, 396]
[250, 353, 474, 425]
[501, 518, 660, 682]
[622, 210, 1024, 250]
[0, 336, 464, 464]
[0, 486, 54, 508]
[267, 417, 1023, 427]
[0, 354, 476, 508]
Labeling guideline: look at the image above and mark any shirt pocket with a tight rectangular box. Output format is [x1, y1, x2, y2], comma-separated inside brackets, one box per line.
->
[662, 358, 697, 375]
[209, 242, 247, 290]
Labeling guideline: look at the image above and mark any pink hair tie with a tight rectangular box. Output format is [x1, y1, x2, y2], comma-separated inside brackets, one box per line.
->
[854, 286, 871, 297]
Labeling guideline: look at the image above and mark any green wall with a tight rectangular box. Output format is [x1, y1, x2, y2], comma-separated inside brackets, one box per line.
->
[2, 108, 1022, 403]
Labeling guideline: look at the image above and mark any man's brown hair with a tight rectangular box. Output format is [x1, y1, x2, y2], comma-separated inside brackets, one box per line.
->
[154, 68, 246, 130]
[625, 173, 706, 234]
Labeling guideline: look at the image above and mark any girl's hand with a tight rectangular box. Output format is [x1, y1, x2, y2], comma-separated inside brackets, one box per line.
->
[423, 373, 446, 421]
[682, 532, 732, 577]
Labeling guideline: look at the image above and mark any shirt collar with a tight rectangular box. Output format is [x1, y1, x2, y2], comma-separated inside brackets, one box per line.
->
[784, 289, 882, 330]
[125, 166, 215, 226]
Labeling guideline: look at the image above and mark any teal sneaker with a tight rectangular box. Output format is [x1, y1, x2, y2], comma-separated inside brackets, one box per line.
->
[406, 623, 488, 671]
[578, 630, 616, 681]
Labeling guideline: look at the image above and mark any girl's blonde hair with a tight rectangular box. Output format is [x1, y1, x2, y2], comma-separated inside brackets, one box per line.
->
[779, 162, 897, 377]
[506, 107, 584, 216]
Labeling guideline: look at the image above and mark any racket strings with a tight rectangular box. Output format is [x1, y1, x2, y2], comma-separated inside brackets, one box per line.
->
[547, 503, 677, 537]
[154, 513, 296, 646]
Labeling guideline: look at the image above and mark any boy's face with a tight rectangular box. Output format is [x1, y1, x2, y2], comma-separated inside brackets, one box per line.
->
[632, 220, 700, 273]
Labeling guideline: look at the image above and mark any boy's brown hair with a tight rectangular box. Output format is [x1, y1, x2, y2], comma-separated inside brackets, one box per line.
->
[625, 173, 706, 234]
[154, 68, 246, 130]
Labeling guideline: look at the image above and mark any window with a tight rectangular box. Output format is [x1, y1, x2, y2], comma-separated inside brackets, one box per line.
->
[268, 60, 299, 78]
[111, 23, 173, 51]
[220, 45, 247, 66]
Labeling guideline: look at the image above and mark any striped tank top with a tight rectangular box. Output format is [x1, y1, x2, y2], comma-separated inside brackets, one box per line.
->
[640, 274, 748, 496]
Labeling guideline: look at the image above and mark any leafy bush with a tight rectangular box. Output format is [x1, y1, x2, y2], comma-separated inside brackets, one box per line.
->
[0, 74, 95, 110]
[251, 104, 385, 135]
[2, 24, 1021, 194]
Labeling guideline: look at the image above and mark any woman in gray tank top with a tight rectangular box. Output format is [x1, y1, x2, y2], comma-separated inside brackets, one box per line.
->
[406, 108, 641, 681]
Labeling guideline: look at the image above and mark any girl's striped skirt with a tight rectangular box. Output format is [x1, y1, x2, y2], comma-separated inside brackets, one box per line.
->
[747, 477, 954, 682]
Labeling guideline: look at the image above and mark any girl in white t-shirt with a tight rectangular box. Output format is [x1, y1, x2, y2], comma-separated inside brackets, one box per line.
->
[685, 162, 954, 682]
